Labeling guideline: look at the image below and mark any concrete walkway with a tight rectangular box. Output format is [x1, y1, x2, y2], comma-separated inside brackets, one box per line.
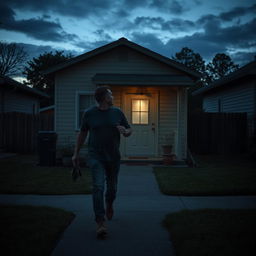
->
[0, 164, 256, 256]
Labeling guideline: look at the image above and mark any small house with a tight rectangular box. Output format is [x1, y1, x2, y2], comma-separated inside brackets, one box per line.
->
[193, 60, 256, 137]
[0, 75, 49, 114]
[44, 38, 200, 160]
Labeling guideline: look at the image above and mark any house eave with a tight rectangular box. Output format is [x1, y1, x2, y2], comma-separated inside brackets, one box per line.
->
[92, 73, 195, 87]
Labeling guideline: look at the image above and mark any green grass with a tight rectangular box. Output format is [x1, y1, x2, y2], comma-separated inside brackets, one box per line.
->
[163, 208, 256, 256]
[0, 204, 75, 256]
[153, 154, 256, 195]
[0, 155, 92, 194]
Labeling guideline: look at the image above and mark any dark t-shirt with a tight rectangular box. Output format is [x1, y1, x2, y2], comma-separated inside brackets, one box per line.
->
[80, 105, 131, 162]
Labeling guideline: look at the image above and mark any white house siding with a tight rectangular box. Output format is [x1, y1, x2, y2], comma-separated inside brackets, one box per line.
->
[203, 82, 254, 115]
[2, 90, 39, 114]
[158, 87, 179, 157]
[54, 46, 188, 158]
[178, 88, 188, 159]
[202, 81, 255, 136]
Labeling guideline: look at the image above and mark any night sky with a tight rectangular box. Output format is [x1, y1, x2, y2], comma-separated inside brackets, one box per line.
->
[1, 0, 256, 78]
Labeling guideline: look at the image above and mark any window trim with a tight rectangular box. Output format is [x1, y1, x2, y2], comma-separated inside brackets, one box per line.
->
[75, 91, 95, 131]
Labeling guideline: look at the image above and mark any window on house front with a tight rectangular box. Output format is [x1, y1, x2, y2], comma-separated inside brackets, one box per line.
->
[78, 94, 95, 129]
[131, 99, 149, 124]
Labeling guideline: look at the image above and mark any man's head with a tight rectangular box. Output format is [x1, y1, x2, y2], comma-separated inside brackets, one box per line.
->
[94, 86, 113, 106]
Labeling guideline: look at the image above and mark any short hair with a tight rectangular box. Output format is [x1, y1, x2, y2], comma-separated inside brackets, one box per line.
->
[94, 86, 111, 103]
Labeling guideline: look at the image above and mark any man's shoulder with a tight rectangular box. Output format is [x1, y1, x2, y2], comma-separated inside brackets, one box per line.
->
[84, 105, 97, 114]
[111, 106, 124, 114]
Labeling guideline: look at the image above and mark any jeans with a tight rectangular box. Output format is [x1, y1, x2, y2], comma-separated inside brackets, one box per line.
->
[86, 157, 120, 223]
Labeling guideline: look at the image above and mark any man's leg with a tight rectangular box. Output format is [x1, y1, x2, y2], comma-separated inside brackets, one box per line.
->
[87, 158, 106, 223]
[104, 160, 120, 220]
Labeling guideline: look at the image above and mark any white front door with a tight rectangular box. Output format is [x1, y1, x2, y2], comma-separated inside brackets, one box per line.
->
[124, 93, 157, 157]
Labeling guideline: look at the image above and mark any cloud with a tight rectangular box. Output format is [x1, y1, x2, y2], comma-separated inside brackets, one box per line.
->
[16, 43, 79, 61]
[165, 17, 256, 62]
[231, 51, 256, 66]
[93, 30, 113, 41]
[134, 16, 195, 32]
[122, 0, 145, 8]
[129, 15, 256, 66]
[6, 0, 113, 18]
[149, 0, 189, 14]
[0, 3, 78, 42]
[219, 4, 256, 21]
[198, 3, 256, 25]
[6, 0, 191, 18]
[130, 32, 166, 54]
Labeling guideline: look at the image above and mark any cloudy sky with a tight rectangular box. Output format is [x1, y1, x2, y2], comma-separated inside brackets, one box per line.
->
[1, 0, 256, 75]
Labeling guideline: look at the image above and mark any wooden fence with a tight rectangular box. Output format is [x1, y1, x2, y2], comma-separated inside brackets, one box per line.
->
[188, 112, 248, 154]
[0, 112, 54, 153]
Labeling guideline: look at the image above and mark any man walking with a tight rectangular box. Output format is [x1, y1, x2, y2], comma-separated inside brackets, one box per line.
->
[72, 86, 132, 238]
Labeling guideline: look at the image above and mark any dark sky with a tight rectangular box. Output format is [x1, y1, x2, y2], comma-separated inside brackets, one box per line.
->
[1, 0, 255, 76]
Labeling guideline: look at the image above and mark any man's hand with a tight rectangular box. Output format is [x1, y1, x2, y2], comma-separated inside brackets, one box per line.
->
[116, 125, 132, 137]
[72, 154, 79, 167]
[116, 125, 126, 134]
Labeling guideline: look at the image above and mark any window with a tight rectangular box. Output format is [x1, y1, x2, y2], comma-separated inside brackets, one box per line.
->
[77, 93, 95, 129]
[132, 99, 149, 124]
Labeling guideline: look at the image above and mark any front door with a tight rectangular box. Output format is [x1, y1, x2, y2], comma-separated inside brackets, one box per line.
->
[124, 93, 157, 157]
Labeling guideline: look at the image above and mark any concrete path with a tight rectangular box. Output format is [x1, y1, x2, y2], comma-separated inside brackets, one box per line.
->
[0, 164, 256, 256]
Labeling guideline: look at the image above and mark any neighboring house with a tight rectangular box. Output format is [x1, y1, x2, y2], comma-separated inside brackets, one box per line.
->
[39, 104, 55, 115]
[0, 75, 49, 114]
[39, 105, 55, 131]
[44, 37, 200, 160]
[193, 60, 256, 137]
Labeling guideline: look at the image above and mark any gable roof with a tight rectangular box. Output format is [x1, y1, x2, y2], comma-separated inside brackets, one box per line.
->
[193, 60, 256, 96]
[0, 75, 50, 98]
[43, 37, 200, 79]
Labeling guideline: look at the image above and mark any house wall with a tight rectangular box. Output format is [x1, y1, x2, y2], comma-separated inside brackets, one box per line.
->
[0, 88, 39, 114]
[54, 46, 188, 159]
[202, 79, 255, 136]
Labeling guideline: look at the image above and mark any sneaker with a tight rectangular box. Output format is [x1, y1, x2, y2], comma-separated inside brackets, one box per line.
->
[96, 221, 107, 238]
[106, 203, 114, 220]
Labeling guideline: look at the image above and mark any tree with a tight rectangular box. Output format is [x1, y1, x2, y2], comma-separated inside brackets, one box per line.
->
[206, 53, 239, 82]
[172, 47, 206, 75]
[0, 41, 28, 76]
[23, 51, 72, 106]
[172, 47, 206, 114]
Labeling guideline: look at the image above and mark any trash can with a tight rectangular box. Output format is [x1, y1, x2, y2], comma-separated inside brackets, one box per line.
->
[38, 131, 57, 166]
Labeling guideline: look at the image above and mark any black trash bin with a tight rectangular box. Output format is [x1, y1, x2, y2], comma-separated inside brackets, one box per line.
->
[38, 131, 57, 166]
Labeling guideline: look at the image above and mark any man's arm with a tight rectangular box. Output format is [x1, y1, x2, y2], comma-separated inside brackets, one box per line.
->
[123, 128, 132, 137]
[116, 126, 132, 137]
[72, 129, 88, 166]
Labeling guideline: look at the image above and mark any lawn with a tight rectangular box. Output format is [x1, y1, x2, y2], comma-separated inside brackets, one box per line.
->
[0, 154, 92, 194]
[153, 154, 256, 195]
[0, 204, 75, 256]
[163, 208, 256, 256]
